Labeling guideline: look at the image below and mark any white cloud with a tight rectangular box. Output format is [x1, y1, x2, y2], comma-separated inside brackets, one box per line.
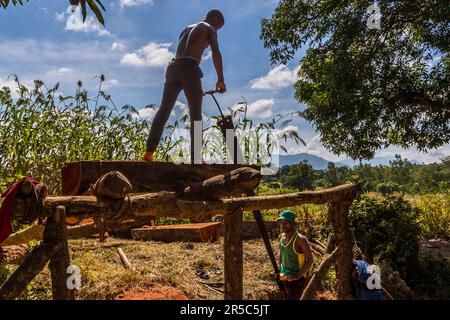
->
[286, 133, 450, 164]
[56, 7, 111, 36]
[243, 98, 275, 118]
[121, 42, 174, 68]
[46, 67, 73, 75]
[286, 133, 345, 162]
[55, 12, 65, 21]
[0, 76, 34, 99]
[103, 79, 121, 89]
[250, 65, 300, 90]
[111, 42, 126, 51]
[135, 100, 184, 120]
[135, 105, 158, 120]
[202, 50, 212, 61]
[119, 0, 154, 7]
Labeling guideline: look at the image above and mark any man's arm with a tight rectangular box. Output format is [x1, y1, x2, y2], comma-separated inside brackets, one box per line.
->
[293, 237, 313, 280]
[209, 29, 226, 93]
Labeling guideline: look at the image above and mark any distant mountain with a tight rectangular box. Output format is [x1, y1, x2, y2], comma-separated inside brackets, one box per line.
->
[278, 153, 346, 170]
[277, 153, 423, 170]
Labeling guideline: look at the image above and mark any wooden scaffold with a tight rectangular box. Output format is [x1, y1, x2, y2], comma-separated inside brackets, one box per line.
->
[0, 161, 360, 300]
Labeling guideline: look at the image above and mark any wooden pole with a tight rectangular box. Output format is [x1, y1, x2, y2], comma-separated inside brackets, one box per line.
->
[0, 242, 62, 300]
[46, 206, 74, 300]
[301, 246, 339, 300]
[224, 208, 243, 300]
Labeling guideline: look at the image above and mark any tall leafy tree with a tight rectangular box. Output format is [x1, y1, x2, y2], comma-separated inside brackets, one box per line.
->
[0, 0, 106, 25]
[261, 0, 449, 160]
[286, 161, 315, 190]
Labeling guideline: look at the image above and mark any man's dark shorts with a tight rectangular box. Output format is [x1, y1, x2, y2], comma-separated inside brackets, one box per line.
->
[284, 277, 307, 300]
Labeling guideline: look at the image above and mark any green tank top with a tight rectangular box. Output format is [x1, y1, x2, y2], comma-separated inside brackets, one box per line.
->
[279, 232, 305, 276]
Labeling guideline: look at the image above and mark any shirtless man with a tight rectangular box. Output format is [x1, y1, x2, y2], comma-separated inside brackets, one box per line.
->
[143, 9, 226, 163]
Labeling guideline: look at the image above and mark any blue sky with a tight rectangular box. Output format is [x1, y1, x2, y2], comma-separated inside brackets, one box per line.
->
[0, 0, 448, 164]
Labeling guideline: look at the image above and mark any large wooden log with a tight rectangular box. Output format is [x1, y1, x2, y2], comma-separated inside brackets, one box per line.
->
[180, 167, 260, 200]
[61, 161, 260, 195]
[10, 183, 360, 221]
[131, 222, 223, 243]
[224, 208, 243, 300]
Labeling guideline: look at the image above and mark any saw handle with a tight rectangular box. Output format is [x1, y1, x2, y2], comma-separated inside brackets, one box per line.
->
[203, 89, 222, 96]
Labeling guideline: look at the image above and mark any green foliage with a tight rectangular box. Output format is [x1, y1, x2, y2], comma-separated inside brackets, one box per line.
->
[156, 217, 191, 226]
[0, 77, 302, 195]
[206, 100, 303, 165]
[349, 194, 422, 280]
[285, 161, 315, 190]
[0, 76, 149, 194]
[410, 254, 450, 299]
[261, 0, 450, 160]
[0, 264, 11, 284]
[0, 0, 106, 25]
[376, 182, 401, 195]
[271, 154, 450, 194]
[412, 193, 450, 239]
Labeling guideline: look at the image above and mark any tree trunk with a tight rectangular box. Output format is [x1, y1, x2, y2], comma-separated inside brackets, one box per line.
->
[61, 160, 260, 195]
[180, 167, 260, 200]
[224, 208, 243, 300]
[328, 199, 355, 300]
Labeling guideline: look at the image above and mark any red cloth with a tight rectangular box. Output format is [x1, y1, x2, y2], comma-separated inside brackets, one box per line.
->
[0, 177, 42, 244]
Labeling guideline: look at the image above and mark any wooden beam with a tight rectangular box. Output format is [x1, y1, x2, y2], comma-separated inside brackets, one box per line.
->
[61, 161, 260, 195]
[0, 245, 29, 265]
[11, 183, 360, 222]
[301, 246, 339, 300]
[46, 206, 74, 300]
[224, 208, 243, 300]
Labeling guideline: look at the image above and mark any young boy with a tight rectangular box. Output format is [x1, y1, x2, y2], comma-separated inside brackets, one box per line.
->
[277, 209, 313, 300]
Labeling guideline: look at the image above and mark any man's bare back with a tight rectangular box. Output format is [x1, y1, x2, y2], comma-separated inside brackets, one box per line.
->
[176, 22, 213, 63]
[175, 19, 225, 92]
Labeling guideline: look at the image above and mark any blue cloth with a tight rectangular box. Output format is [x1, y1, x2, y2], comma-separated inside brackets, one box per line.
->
[355, 260, 371, 284]
[356, 288, 384, 300]
[354, 260, 384, 300]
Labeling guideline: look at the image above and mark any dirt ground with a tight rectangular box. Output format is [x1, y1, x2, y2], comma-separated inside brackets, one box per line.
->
[115, 284, 189, 300]
[10, 236, 333, 300]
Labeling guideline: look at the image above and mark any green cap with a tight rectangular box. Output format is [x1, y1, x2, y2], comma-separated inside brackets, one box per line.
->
[277, 209, 296, 224]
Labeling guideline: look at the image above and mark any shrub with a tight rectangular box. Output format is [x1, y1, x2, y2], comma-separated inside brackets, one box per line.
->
[409, 254, 450, 299]
[412, 193, 450, 239]
[376, 182, 401, 195]
[349, 194, 422, 281]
